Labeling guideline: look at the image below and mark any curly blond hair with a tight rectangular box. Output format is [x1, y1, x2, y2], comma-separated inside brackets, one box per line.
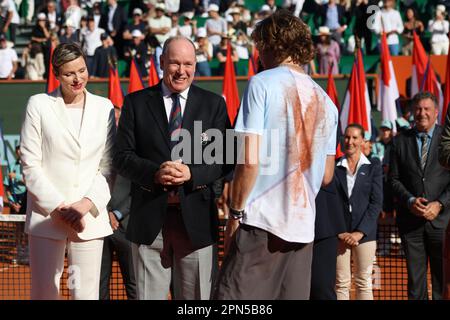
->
[251, 10, 315, 66]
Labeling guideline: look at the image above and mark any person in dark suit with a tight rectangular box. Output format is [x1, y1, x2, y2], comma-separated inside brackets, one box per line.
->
[99, 0, 127, 58]
[310, 126, 346, 300]
[438, 100, 450, 300]
[99, 174, 137, 300]
[389, 91, 450, 300]
[113, 36, 230, 300]
[100, 105, 136, 300]
[335, 124, 383, 300]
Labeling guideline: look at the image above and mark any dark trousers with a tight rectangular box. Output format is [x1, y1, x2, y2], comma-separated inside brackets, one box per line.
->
[310, 236, 338, 300]
[213, 224, 313, 300]
[100, 227, 137, 300]
[400, 223, 445, 300]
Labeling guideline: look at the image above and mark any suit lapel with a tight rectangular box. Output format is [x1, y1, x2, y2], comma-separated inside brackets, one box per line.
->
[182, 86, 202, 134]
[145, 84, 170, 150]
[78, 90, 96, 146]
[335, 165, 349, 199]
[351, 164, 369, 200]
[424, 126, 440, 173]
[49, 88, 80, 146]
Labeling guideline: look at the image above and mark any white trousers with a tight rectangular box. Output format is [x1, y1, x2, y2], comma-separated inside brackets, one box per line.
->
[431, 41, 449, 55]
[29, 234, 104, 300]
[335, 240, 377, 300]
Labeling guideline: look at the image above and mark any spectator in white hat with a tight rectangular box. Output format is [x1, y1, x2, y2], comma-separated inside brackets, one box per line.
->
[428, 4, 450, 55]
[205, 3, 227, 53]
[316, 26, 340, 75]
[0, 0, 20, 43]
[178, 12, 197, 40]
[59, 19, 79, 45]
[194, 27, 213, 76]
[0, 33, 18, 80]
[124, 29, 148, 77]
[123, 7, 147, 41]
[149, 3, 172, 45]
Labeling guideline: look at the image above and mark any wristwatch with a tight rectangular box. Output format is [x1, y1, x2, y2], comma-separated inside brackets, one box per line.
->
[229, 207, 245, 220]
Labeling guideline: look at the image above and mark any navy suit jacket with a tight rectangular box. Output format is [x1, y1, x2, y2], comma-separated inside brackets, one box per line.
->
[335, 156, 383, 243]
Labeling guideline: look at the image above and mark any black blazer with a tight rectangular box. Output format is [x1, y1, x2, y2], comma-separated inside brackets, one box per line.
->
[113, 83, 230, 248]
[335, 156, 383, 243]
[108, 174, 131, 231]
[314, 176, 347, 241]
[99, 4, 127, 34]
[315, 3, 347, 29]
[389, 126, 450, 232]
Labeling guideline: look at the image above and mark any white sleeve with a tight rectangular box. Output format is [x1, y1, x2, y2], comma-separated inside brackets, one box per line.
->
[20, 96, 66, 216]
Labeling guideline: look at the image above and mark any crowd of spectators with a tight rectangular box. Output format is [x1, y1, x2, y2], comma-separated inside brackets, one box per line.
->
[1, 0, 450, 80]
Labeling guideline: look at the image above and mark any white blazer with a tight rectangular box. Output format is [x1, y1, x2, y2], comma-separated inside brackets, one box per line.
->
[20, 88, 115, 241]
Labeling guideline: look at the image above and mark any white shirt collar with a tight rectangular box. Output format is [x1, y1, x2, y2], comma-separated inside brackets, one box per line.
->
[337, 153, 371, 171]
[161, 81, 190, 101]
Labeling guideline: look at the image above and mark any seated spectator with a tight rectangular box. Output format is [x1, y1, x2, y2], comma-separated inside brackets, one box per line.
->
[234, 30, 249, 60]
[123, 8, 148, 42]
[428, 5, 450, 55]
[0, 0, 20, 44]
[265, 0, 278, 13]
[335, 124, 383, 300]
[124, 29, 148, 77]
[228, 6, 247, 36]
[205, 3, 227, 53]
[316, 26, 340, 75]
[148, 3, 172, 46]
[316, 0, 347, 46]
[40, 0, 62, 34]
[169, 12, 180, 37]
[82, 15, 105, 74]
[92, 33, 118, 78]
[22, 42, 45, 80]
[92, 1, 102, 28]
[0, 33, 17, 79]
[178, 12, 197, 39]
[65, 0, 84, 30]
[401, 7, 424, 56]
[216, 36, 238, 76]
[373, 0, 404, 56]
[31, 13, 51, 48]
[59, 20, 79, 44]
[194, 27, 212, 76]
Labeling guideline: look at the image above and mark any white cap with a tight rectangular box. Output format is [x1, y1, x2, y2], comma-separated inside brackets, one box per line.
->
[437, 4, 446, 13]
[260, 4, 270, 12]
[318, 26, 331, 36]
[37, 12, 47, 20]
[182, 11, 194, 20]
[155, 3, 166, 11]
[64, 18, 76, 28]
[229, 7, 240, 15]
[132, 29, 143, 38]
[207, 4, 219, 12]
[133, 8, 143, 15]
[196, 27, 207, 38]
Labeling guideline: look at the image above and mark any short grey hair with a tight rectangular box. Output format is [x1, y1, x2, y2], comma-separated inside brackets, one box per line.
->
[161, 36, 196, 56]
[52, 43, 86, 75]
[411, 91, 439, 109]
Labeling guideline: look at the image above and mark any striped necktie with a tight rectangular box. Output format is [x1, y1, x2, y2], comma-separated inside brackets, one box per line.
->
[420, 133, 429, 170]
[169, 93, 182, 149]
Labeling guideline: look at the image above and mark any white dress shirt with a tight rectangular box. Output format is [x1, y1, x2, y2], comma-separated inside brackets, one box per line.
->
[161, 81, 190, 121]
[337, 154, 371, 212]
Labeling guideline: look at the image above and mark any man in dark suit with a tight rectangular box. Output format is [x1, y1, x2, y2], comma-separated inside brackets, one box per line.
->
[113, 36, 230, 300]
[99, 174, 137, 300]
[389, 91, 450, 300]
[99, 0, 127, 58]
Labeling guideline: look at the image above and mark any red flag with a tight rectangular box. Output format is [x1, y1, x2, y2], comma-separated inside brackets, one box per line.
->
[128, 59, 145, 94]
[46, 44, 60, 93]
[340, 48, 371, 134]
[335, 143, 344, 159]
[247, 56, 256, 79]
[443, 46, 450, 124]
[378, 31, 399, 133]
[326, 63, 339, 110]
[148, 55, 159, 87]
[252, 47, 259, 73]
[108, 66, 124, 108]
[222, 42, 240, 126]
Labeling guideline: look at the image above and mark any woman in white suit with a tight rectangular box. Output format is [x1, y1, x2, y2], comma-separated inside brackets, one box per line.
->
[20, 43, 115, 300]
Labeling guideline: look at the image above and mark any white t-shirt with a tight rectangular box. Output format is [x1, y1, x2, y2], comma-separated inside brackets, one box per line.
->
[0, 47, 18, 78]
[428, 19, 450, 44]
[149, 15, 172, 45]
[234, 66, 338, 243]
[0, 0, 19, 24]
[83, 27, 105, 56]
[373, 9, 404, 45]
